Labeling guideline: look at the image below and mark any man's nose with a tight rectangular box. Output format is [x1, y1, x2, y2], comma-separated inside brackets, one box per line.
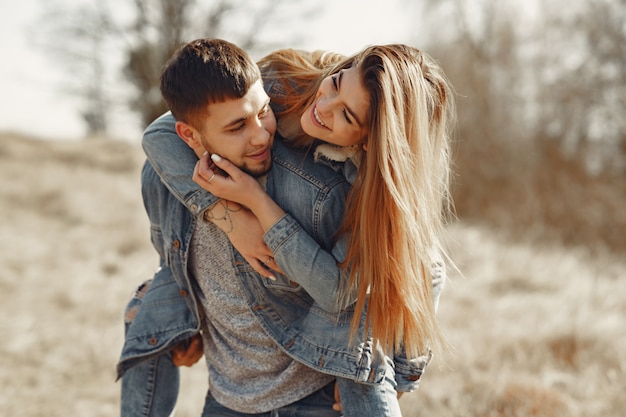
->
[250, 119, 271, 145]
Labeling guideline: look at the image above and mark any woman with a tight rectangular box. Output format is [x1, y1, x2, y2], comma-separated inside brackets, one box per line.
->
[144, 43, 455, 415]
[197, 44, 455, 359]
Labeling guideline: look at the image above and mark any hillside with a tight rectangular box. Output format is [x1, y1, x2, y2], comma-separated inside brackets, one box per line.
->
[0, 133, 624, 417]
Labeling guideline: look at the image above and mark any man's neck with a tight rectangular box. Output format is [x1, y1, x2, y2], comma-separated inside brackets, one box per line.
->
[256, 174, 268, 191]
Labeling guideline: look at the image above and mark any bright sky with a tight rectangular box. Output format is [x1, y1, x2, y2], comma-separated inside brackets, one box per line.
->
[0, 0, 416, 142]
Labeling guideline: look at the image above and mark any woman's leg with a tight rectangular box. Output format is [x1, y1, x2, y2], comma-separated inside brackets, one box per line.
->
[336, 358, 402, 417]
[121, 353, 180, 417]
[120, 280, 181, 417]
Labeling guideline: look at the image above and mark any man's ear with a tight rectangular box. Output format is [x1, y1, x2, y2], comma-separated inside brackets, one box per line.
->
[175, 121, 202, 149]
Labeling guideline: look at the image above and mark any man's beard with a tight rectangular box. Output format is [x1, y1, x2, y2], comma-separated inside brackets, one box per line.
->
[242, 159, 272, 178]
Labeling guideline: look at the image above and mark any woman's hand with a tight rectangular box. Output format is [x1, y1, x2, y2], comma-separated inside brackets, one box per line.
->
[193, 153, 284, 279]
[194, 153, 287, 235]
[193, 152, 263, 208]
[208, 202, 283, 279]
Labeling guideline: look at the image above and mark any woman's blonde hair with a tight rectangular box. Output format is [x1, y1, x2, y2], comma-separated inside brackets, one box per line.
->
[259, 45, 456, 359]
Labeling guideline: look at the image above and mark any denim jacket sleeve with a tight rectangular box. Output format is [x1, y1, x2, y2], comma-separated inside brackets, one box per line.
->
[260, 143, 354, 313]
[264, 213, 354, 313]
[266, 200, 448, 390]
[267, 215, 446, 391]
[142, 112, 218, 215]
[264, 213, 447, 318]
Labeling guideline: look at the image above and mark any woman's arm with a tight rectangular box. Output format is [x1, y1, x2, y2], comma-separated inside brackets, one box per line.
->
[142, 113, 217, 215]
[143, 112, 278, 278]
[194, 154, 286, 231]
[195, 152, 355, 312]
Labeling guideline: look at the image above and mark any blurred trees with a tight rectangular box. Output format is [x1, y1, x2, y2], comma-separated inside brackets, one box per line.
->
[35, 0, 624, 250]
[35, 0, 311, 135]
[122, 0, 309, 128]
[420, 0, 626, 251]
[535, 0, 626, 175]
[34, 2, 115, 136]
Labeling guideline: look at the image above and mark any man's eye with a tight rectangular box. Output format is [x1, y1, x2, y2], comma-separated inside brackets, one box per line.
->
[231, 124, 245, 132]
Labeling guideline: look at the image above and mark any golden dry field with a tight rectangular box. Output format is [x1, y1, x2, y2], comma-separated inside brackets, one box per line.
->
[1, 133, 624, 417]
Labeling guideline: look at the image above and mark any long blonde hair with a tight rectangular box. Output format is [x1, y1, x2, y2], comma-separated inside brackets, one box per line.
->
[259, 45, 456, 358]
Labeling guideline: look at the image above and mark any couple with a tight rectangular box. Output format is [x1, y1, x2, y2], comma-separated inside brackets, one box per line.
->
[118, 38, 455, 417]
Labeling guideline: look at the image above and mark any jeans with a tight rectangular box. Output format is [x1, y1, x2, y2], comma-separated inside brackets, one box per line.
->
[121, 280, 180, 417]
[201, 381, 340, 417]
[336, 355, 402, 417]
[200, 364, 401, 417]
[121, 353, 180, 417]
[336, 379, 402, 416]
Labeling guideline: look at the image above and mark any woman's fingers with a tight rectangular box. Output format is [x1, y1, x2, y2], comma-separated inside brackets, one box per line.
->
[197, 152, 214, 178]
[210, 153, 244, 179]
[193, 154, 219, 190]
[265, 257, 285, 275]
[249, 258, 276, 281]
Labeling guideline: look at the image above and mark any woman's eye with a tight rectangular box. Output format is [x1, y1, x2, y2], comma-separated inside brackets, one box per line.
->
[343, 109, 352, 124]
[331, 75, 338, 90]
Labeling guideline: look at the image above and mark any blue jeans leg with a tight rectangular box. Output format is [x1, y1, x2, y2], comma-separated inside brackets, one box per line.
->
[121, 353, 180, 417]
[336, 358, 402, 417]
[120, 280, 181, 417]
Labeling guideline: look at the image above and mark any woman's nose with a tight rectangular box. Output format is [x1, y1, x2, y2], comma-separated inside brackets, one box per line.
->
[316, 95, 337, 115]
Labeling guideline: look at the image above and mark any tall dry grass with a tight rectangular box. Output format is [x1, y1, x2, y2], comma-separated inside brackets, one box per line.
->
[0, 133, 623, 417]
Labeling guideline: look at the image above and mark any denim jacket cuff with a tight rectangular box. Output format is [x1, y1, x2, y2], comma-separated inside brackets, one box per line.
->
[184, 192, 219, 216]
[264, 213, 301, 252]
[393, 350, 433, 392]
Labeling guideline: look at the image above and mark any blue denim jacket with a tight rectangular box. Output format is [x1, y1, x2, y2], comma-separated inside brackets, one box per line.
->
[117, 113, 439, 391]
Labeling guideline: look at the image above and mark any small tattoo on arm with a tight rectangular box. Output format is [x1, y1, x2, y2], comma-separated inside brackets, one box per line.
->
[203, 200, 241, 233]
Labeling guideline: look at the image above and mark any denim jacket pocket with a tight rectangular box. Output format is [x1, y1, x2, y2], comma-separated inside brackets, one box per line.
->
[261, 272, 305, 293]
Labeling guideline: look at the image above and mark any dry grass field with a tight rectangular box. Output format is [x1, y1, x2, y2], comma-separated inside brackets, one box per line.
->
[1, 133, 624, 417]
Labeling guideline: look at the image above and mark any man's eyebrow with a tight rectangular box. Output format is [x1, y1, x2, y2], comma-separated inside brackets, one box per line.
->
[222, 116, 246, 130]
[337, 71, 364, 126]
[221, 98, 271, 130]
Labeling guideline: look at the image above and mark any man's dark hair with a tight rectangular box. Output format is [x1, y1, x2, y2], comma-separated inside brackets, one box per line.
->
[160, 38, 261, 125]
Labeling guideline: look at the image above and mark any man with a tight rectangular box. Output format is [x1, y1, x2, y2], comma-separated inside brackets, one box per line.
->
[118, 38, 349, 417]
[119, 38, 433, 417]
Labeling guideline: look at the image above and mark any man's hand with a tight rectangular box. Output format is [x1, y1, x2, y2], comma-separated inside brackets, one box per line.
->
[333, 381, 342, 412]
[171, 334, 204, 367]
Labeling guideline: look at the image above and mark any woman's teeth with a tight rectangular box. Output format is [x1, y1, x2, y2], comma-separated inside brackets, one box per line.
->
[314, 107, 326, 127]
